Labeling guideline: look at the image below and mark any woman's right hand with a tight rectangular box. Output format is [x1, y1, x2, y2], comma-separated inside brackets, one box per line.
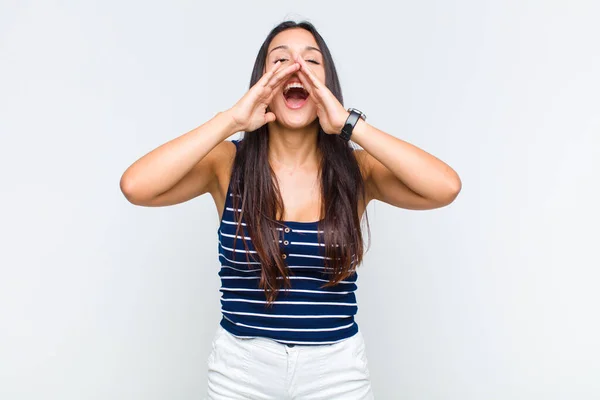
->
[225, 60, 300, 132]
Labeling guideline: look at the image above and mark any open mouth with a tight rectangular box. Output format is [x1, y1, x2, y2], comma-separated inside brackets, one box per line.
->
[283, 83, 309, 109]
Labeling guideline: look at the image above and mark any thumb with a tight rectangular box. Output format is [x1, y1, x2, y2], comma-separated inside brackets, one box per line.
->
[264, 112, 276, 123]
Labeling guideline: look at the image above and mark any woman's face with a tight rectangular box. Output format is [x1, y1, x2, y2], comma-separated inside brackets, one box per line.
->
[264, 28, 325, 130]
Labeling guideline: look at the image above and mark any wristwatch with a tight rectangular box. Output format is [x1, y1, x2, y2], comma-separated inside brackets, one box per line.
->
[339, 108, 366, 141]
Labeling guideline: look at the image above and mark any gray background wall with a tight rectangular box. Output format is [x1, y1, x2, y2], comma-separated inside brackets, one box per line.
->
[1, 0, 598, 398]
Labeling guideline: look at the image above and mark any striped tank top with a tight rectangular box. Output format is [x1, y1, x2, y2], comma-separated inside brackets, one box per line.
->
[217, 139, 360, 345]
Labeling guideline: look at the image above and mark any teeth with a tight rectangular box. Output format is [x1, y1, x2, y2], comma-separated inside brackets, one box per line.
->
[283, 82, 305, 95]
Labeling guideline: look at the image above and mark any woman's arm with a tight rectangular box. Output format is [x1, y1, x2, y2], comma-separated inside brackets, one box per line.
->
[120, 60, 300, 207]
[352, 119, 462, 210]
[291, 55, 461, 211]
[119, 111, 238, 206]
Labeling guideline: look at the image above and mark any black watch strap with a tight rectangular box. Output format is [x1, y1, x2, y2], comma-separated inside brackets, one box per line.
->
[340, 108, 366, 141]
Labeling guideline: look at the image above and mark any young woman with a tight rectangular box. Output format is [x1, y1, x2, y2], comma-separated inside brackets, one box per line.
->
[120, 20, 461, 400]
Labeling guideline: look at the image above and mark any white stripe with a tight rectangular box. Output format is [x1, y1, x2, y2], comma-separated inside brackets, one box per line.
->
[219, 241, 258, 254]
[288, 253, 332, 260]
[221, 309, 353, 319]
[287, 265, 331, 270]
[289, 228, 324, 233]
[221, 275, 261, 279]
[286, 266, 357, 274]
[222, 204, 324, 233]
[223, 320, 355, 332]
[220, 265, 261, 273]
[219, 231, 252, 240]
[219, 253, 261, 265]
[221, 275, 354, 284]
[222, 219, 247, 227]
[290, 241, 326, 247]
[220, 288, 352, 295]
[221, 298, 357, 306]
[218, 255, 356, 274]
[219, 234, 339, 249]
[219, 232, 329, 249]
[221, 219, 316, 233]
[219, 241, 337, 261]
[218, 253, 356, 276]
[221, 231, 317, 246]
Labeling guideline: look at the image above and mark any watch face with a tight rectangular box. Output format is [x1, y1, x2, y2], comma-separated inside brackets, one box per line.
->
[348, 108, 366, 120]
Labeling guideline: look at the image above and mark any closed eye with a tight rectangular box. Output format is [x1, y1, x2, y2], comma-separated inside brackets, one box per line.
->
[273, 58, 320, 65]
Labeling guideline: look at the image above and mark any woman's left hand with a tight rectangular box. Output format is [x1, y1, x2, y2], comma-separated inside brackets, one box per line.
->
[294, 55, 349, 135]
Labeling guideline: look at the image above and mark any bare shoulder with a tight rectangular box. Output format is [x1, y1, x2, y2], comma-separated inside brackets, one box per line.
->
[211, 139, 237, 173]
[211, 139, 237, 188]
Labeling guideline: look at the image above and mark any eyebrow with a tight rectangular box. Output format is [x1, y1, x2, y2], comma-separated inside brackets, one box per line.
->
[268, 45, 322, 55]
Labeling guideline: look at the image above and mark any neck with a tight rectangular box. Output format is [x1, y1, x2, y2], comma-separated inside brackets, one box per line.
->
[266, 120, 321, 169]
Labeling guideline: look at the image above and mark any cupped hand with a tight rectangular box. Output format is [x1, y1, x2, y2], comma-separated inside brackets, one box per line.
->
[226, 61, 300, 132]
[294, 55, 349, 135]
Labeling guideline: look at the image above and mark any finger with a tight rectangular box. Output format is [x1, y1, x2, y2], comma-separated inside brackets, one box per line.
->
[264, 111, 276, 123]
[257, 60, 285, 87]
[262, 65, 296, 100]
[264, 74, 292, 104]
[298, 67, 339, 112]
[296, 68, 316, 98]
[262, 65, 300, 104]
[296, 56, 323, 90]
[265, 63, 299, 93]
[265, 62, 300, 89]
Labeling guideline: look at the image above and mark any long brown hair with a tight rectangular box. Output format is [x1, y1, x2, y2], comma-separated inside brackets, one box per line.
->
[230, 20, 371, 306]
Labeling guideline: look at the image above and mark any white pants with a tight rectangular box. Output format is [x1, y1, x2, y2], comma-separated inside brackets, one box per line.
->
[206, 325, 374, 399]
